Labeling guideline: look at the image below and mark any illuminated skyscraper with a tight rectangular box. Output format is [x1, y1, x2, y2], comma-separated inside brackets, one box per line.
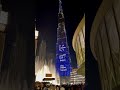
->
[56, 0, 71, 85]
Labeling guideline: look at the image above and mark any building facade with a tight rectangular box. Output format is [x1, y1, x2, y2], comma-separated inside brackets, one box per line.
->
[56, 0, 71, 85]
[70, 68, 85, 85]
[72, 15, 85, 76]
[90, 0, 120, 89]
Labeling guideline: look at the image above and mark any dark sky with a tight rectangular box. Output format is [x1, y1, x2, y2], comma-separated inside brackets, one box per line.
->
[85, 0, 102, 89]
[36, 0, 84, 68]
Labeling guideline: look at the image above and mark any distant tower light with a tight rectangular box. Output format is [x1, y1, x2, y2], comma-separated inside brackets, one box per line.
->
[35, 23, 39, 39]
[35, 30, 39, 39]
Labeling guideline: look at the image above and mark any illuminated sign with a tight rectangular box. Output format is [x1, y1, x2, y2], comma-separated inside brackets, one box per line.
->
[56, 39, 71, 76]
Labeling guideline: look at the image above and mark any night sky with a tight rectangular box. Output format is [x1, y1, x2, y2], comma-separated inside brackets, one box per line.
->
[36, 0, 84, 68]
[85, 0, 102, 89]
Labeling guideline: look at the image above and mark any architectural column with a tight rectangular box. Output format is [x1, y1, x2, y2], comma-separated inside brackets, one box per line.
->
[0, 1, 35, 90]
[0, 2, 8, 72]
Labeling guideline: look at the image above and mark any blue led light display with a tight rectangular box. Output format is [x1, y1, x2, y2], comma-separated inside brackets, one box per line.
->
[56, 39, 71, 76]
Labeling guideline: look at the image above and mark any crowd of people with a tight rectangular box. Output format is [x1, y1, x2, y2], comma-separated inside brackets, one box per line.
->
[35, 82, 85, 90]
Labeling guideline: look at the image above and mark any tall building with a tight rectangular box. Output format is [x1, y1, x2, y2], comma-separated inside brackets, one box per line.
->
[72, 15, 85, 76]
[70, 68, 85, 85]
[56, 0, 71, 85]
[35, 19, 39, 55]
[90, 0, 120, 89]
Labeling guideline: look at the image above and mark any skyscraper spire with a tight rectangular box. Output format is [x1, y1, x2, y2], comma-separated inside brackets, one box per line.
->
[59, 0, 63, 13]
[57, 0, 66, 39]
